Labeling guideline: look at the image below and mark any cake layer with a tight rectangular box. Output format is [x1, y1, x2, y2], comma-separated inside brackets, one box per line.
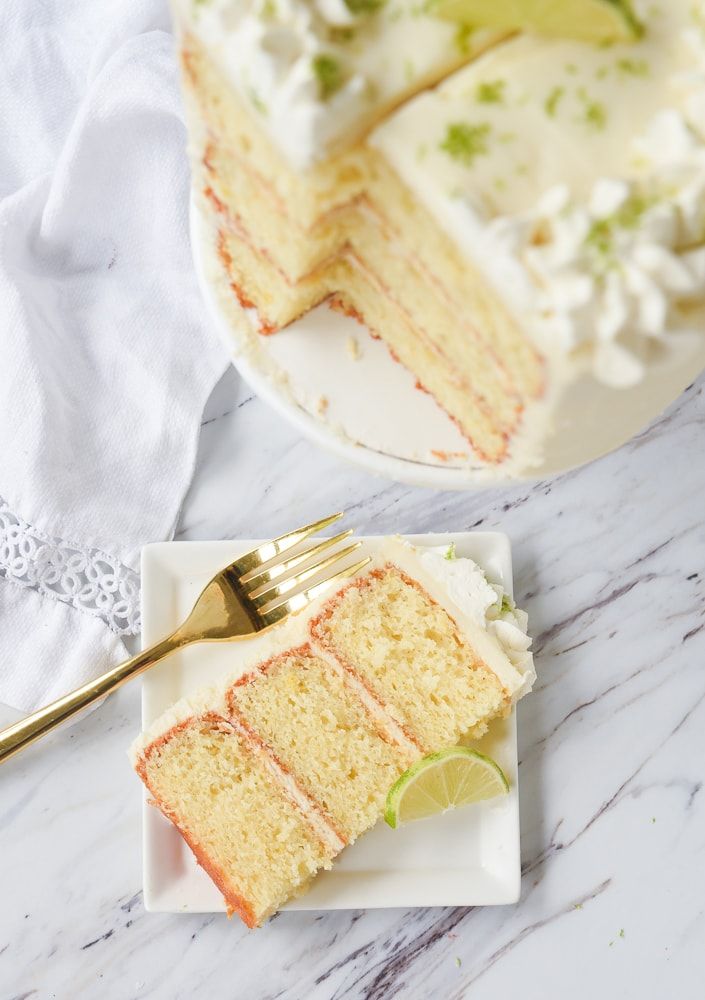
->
[310, 565, 509, 751]
[136, 713, 336, 927]
[228, 646, 415, 841]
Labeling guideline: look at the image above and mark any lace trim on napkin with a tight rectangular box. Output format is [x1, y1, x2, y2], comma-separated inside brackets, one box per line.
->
[0, 498, 140, 637]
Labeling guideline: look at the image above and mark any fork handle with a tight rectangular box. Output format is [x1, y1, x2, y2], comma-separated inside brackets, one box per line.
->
[0, 633, 184, 766]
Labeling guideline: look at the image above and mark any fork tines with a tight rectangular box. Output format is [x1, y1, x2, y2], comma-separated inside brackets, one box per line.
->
[257, 555, 371, 629]
[231, 513, 371, 629]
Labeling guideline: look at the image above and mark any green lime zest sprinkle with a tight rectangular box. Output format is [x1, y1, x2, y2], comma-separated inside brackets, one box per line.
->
[577, 87, 607, 130]
[544, 85, 565, 118]
[312, 54, 345, 100]
[585, 100, 607, 129]
[500, 594, 514, 614]
[344, 0, 386, 12]
[617, 56, 649, 76]
[440, 122, 491, 167]
[476, 80, 505, 104]
[445, 542, 457, 560]
[248, 89, 268, 116]
[584, 192, 657, 268]
[329, 26, 356, 43]
[455, 957, 462, 968]
[619, 928, 625, 938]
[455, 23, 475, 55]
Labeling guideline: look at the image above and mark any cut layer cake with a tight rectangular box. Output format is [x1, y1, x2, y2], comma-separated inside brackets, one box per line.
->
[174, 0, 705, 467]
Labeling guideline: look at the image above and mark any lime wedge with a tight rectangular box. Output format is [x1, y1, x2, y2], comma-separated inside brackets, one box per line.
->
[384, 747, 509, 828]
[430, 0, 640, 43]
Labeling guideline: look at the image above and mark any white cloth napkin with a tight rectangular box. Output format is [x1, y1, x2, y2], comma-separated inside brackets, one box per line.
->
[0, 1, 228, 712]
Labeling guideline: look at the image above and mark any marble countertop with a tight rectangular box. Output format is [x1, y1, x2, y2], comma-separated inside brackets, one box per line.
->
[2, 367, 704, 999]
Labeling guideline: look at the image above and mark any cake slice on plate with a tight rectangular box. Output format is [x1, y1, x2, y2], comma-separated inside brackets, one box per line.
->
[130, 538, 534, 927]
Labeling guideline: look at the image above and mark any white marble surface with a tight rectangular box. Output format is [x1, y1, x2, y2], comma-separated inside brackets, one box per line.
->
[1, 366, 705, 999]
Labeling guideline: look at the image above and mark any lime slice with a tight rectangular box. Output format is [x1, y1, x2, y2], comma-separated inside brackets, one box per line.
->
[430, 0, 640, 43]
[384, 747, 509, 828]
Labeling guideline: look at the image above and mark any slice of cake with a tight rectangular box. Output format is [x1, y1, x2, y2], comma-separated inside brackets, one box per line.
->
[175, 0, 704, 468]
[131, 538, 534, 927]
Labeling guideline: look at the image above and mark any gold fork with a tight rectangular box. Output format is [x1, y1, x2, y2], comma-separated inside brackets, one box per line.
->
[0, 513, 369, 766]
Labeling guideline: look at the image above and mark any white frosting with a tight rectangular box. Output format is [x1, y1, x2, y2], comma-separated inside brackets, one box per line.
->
[175, 0, 485, 169]
[400, 541, 535, 698]
[371, 0, 705, 388]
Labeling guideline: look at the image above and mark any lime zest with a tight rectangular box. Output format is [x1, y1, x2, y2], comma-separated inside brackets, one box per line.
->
[344, 0, 386, 12]
[440, 122, 492, 167]
[476, 80, 506, 104]
[544, 85, 565, 117]
[312, 54, 345, 101]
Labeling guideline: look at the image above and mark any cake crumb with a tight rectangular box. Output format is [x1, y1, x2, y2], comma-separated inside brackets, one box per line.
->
[316, 395, 329, 416]
[346, 336, 362, 361]
[430, 449, 470, 462]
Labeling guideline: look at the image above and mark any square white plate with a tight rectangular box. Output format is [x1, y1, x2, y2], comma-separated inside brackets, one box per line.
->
[140, 532, 521, 913]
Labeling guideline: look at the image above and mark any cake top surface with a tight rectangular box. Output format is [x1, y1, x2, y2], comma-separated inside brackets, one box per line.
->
[176, 0, 495, 168]
[371, 0, 705, 386]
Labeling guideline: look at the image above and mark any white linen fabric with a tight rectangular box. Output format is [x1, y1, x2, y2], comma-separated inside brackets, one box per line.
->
[0, 1, 228, 711]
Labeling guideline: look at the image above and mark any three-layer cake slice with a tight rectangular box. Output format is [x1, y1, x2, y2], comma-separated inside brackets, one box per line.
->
[131, 539, 534, 926]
